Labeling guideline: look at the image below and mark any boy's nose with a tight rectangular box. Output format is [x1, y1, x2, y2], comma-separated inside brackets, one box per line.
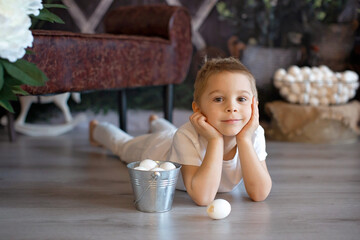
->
[226, 99, 239, 112]
[226, 106, 238, 112]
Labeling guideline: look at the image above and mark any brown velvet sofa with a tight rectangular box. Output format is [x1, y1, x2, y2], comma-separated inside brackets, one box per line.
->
[22, 4, 192, 131]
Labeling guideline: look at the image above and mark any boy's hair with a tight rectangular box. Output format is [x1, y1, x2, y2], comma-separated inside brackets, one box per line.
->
[193, 57, 258, 104]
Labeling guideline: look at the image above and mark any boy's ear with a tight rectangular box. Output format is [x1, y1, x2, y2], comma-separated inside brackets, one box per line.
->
[192, 101, 200, 113]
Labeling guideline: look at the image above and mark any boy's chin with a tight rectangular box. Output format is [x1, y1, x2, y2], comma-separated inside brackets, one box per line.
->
[220, 128, 242, 137]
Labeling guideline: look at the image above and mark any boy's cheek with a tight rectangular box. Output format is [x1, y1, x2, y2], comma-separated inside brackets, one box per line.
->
[243, 115, 252, 125]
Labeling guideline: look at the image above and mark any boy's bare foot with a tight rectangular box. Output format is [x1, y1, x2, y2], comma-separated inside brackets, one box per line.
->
[148, 114, 159, 133]
[89, 120, 100, 146]
[149, 114, 158, 123]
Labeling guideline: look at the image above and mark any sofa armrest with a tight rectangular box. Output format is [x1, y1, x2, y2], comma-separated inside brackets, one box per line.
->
[104, 5, 190, 40]
[104, 4, 192, 87]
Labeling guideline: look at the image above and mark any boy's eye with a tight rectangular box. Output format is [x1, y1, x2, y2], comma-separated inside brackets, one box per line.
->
[237, 97, 247, 102]
[213, 97, 223, 102]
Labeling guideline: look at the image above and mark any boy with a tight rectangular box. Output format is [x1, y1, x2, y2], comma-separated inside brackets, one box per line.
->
[89, 57, 272, 206]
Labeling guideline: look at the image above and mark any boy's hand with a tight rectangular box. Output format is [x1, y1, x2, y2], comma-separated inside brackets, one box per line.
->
[236, 96, 259, 141]
[190, 112, 222, 141]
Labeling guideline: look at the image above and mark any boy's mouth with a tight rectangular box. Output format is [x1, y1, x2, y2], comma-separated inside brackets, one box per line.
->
[221, 119, 241, 124]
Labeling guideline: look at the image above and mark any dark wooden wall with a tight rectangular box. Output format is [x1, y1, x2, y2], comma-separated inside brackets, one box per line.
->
[39, 0, 234, 58]
[37, 0, 360, 116]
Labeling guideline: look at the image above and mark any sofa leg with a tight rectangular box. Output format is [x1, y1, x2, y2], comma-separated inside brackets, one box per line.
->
[164, 84, 173, 123]
[7, 111, 16, 142]
[118, 89, 127, 132]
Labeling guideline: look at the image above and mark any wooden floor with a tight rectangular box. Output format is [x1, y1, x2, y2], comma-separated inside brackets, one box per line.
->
[1, 120, 360, 240]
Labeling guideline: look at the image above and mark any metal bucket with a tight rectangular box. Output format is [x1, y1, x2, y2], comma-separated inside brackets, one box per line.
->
[127, 161, 181, 213]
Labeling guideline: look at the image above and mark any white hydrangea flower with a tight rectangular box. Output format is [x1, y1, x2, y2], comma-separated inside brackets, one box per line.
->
[21, 0, 43, 16]
[4, 0, 43, 16]
[0, 0, 43, 62]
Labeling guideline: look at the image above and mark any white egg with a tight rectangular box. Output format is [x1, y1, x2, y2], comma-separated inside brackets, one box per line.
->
[315, 79, 324, 87]
[330, 94, 340, 104]
[207, 199, 231, 220]
[150, 167, 164, 171]
[299, 93, 310, 105]
[327, 77, 336, 85]
[310, 88, 319, 97]
[290, 83, 301, 94]
[314, 72, 324, 82]
[339, 95, 348, 104]
[284, 74, 296, 83]
[134, 166, 148, 171]
[287, 93, 298, 103]
[320, 97, 330, 106]
[274, 80, 283, 89]
[311, 66, 320, 73]
[323, 70, 334, 79]
[304, 82, 311, 93]
[288, 65, 301, 76]
[308, 73, 316, 82]
[337, 83, 344, 94]
[295, 74, 304, 82]
[335, 72, 342, 81]
[280, 86, 290, 97]
[301, 66, 312, 76]
[159, 162, 176, 171]
[318, 88, 328, 97]
[340, 87, 349, 97]
[139, 159, 158, 170]
[309, 97, 320, 106]
[342, 70, 359, 83]
[274, 68, 286, 81]
[319, 65, 332, 73]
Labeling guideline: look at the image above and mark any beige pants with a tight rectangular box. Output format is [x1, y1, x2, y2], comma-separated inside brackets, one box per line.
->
[93, 118, 177, 163]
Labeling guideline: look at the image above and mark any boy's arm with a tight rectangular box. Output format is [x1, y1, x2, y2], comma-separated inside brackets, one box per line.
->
[237, 97, 272, 201]
[237, 140, 271, 201]
[181, 112, 224, 206]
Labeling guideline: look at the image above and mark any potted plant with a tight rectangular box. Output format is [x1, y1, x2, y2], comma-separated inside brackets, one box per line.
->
[217, 0, 359, 71]
[304, 0, 359, 71]
[0, 0, 65, 113]
[217, 0, 310, 48]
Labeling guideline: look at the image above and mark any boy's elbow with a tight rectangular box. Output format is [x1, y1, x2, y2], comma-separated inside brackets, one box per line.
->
[250, 193, 268, 202]
[190, 193, 215, 206]
[249, 183, 272, 202]
[197, 200, 212, 206]
[193, 196, 214, 206]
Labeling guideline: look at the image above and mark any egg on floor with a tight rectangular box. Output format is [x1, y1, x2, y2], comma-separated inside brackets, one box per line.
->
[206, 199, 231, 220]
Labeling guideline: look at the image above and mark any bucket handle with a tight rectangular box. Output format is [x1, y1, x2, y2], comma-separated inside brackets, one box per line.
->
[134, 171, 161, 205]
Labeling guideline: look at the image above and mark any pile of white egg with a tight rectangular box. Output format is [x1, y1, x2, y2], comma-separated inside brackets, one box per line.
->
[133, 159, 177, 171]
[273, 65, 359, 106]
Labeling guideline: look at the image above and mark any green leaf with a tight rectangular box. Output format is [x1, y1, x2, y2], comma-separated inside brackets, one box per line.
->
[0, 99, 14, 113]
[0, 62, 4, 91]
[43, 4, 67, 9]
[34, 8, 65, 24]
[1, 59, 48, 86]
[0, 82, 18, 101]
[11, 85, 29, 96]
[4, 74, 24, 86]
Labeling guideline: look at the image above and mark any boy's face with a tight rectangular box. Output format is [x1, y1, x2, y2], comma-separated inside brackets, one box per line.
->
[194, 71, 254, 137]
